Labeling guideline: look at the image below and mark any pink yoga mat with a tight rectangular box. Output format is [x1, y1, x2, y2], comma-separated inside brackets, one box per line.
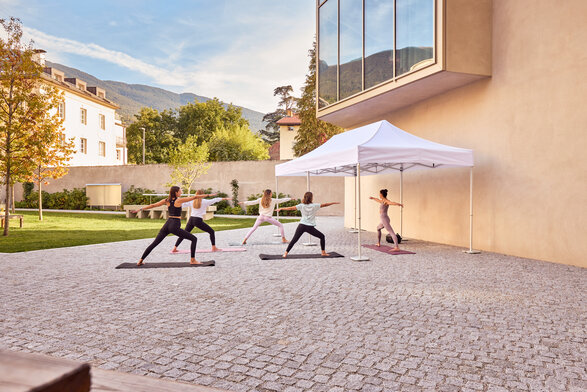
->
[362, 244, 415, 255]
[170, 248, 246, 254]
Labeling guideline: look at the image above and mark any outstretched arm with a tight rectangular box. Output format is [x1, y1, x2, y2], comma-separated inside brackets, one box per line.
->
[319, 202, 340, 208]
[369, 196, 383, 204]
[240, 198, 261, 206]
[130, 198, 166, 214]
[175, 193, 217, 206]
[276, 206, 297, 212]
[384, 199, 403, 207]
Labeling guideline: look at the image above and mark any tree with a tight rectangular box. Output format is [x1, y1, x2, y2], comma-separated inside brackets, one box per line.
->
[208, 123, 269, 161]
[0, 17, 65, 235]
[293, 41, 343, 157]
[167, 135, 211, 194]
[259, 85, 297, 144]
[126, 107, 178, 164]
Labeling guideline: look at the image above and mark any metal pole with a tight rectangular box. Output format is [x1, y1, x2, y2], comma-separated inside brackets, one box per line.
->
[141, 127, 145, 165]
[349, 167, 359, 233]
[464, 167, 480, 254]
[273, 176, 281, 237]
[303, 171, 317, 246]
[400, 166, 403, 236]
[351, 163, 369, 261]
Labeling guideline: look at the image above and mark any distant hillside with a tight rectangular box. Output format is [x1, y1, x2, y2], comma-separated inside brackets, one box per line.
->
[45, 61, 267, 133]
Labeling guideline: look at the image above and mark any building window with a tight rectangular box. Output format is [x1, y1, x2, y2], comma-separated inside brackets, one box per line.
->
[318, 0, 435, 106]
[55, 74, 63, 82]
[99, 114, 105, 130]
[58, 101, 65, 119]
[288, 126, 295, 131]
[116, 149, 121, 161]
[80, 138, 87, 154]
[80, 108, 87, 125]
[99, 141, 106, 157]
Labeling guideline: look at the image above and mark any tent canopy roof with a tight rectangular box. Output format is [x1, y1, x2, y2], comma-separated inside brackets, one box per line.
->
[275, 120, 474, 177]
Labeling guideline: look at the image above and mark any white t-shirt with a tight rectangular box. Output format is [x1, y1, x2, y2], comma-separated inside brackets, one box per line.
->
[297, 203, 321, 226]
[182, 198, 223, 218]
[244, 197, 291, 217]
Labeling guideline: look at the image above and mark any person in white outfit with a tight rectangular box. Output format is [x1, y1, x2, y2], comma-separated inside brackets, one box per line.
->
[171, 190, 230, 252]
[240, 189, 290, 244]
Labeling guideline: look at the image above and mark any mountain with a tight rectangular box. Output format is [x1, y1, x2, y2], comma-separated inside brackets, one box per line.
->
[45, 61, 267, 133]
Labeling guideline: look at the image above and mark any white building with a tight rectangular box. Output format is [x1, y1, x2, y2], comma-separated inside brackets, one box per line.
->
[36, 51, 127, 166]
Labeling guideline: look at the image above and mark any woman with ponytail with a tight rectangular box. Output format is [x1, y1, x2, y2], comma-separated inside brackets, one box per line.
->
[131, 186, 214, 266]
[369, 188, 403, 250]
[239, 189, 290, 244]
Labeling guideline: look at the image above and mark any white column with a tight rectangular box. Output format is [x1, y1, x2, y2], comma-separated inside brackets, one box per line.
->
[351, 163, 369, 261]
[464, 167, 480, 254]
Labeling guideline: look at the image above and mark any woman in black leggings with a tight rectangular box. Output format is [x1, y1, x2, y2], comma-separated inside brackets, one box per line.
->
[276, 191, 339, 258]
[131, 186, 214, 266]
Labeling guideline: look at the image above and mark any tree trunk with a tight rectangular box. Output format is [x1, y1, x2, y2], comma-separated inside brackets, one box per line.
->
[38, 172, 43, 221]
[11, 184, 15, 213]
[3, 167, 10, 236]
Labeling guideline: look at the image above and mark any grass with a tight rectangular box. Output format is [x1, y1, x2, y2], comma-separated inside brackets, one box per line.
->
[0, 211, 296, 253]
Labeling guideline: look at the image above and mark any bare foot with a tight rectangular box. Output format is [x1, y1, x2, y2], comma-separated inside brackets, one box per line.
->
[171, 247, 179, 253]
[211, 245, 219, 252]
[376, 243, 381, 247]
[190, 258, 202, 265]
[391, 247, 400, 252]
[282, 252, 288, 258]
[321, 251, 330, 257]
[281, 237, 289, 243]
[241, 239, 247, 245]
[137, 259, 144, 266]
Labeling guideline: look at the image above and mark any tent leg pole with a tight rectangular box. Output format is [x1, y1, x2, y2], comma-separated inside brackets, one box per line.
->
[464, 167, 480, 254]
[303, 171, 317, 246]
[273, 176, 281, 237]
[349, 171, 358, 233]
[351, 163, 369, 261]
[400, 167, 403, 236]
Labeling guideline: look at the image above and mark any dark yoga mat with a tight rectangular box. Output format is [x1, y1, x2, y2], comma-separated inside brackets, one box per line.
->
[362, 244, 415, 255]
[259, 252, 344, 260]
[116, 261, 215, 269]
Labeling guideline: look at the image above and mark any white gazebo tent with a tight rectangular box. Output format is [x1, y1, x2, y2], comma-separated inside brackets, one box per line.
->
[275, 120, 478, 261]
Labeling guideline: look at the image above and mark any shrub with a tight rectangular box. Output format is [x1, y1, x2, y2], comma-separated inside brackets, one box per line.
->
[23, 188, 89, 210]
[122, 185, 157, 206]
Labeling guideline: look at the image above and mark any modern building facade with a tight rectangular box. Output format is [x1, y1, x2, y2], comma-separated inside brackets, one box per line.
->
[277, 110, 301, 160]
[35, 52, 127, 166]
[316, 0, 587, 267]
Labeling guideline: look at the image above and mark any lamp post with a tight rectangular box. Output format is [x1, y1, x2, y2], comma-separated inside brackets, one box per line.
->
[140, 127, 145, 165]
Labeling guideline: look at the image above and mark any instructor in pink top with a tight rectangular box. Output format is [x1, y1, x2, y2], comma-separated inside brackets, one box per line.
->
[239, 189, 290, 244]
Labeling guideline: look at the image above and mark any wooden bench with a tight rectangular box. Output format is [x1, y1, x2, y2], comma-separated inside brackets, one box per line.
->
[123, 205, 217, 220]
[0, 214, 23, 228]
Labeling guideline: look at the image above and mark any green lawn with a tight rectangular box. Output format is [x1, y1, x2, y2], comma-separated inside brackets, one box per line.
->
[0, 211, 296, 253]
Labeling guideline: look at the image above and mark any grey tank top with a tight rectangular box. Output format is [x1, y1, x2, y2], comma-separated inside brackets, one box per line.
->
[380, 203, 389, 218]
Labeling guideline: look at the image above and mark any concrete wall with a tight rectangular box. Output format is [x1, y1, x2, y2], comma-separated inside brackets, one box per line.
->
[15, 161, 344, 216]
[344, 0, 587, 268]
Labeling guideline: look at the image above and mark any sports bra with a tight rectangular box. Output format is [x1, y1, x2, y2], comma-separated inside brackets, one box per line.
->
[168, 197, 182, 217]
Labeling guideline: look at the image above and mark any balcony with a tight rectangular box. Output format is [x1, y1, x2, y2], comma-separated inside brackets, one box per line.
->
[116, 136, 126, 147]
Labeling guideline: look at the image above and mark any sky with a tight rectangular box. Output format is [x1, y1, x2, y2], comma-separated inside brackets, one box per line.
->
[0, 0, 316, 113]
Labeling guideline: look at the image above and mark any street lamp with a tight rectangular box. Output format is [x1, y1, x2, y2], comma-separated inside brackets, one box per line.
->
[140, 127, 145, 165]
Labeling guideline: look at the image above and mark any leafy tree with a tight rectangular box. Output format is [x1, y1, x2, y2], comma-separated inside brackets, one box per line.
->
[0, 17, 66, 235]
[126, 107, 178, 164]
[259, 85, 297, 144]
[166, 135, 211, 194]
[293, 41, 343, 157]
[208, 123, 269, 161]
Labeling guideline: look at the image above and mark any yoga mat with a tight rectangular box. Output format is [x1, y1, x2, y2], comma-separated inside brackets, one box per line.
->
[362, 244, 415, 255]
[170, 248, 246, 254]
[116, 261, 215, 269]
[229, 242, 284, 246]
[259, 252, 344, 260]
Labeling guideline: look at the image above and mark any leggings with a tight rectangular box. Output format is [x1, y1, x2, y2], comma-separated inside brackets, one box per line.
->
[377, 216, 398, 247]
[175, 217, 215, 247]
[286, 224, 325, 252]
[244, 215, 284, 240]
[141, 218, 197, 259]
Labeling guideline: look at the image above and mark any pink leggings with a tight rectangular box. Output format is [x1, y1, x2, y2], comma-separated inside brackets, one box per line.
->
[244, 215, 284, 240]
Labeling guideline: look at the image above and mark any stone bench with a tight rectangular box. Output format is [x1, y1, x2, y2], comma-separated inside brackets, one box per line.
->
[124, 205, 217, 220]
[0, 214, 23, 228]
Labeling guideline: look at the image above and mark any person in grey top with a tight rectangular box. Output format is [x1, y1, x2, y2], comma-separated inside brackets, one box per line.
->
[276, 191, 339, 258]
[369, 188, 403, 250]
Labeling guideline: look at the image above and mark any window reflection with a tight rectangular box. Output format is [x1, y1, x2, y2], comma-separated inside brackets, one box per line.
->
[396, 0, 434, 76]
[318, 0, 338, 108]
[365, 0, 394, 89]
[339, 0, 363, 99]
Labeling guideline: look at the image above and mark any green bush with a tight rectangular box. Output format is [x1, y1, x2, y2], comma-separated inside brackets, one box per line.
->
[22, 188, 89, 210]
[122, 185, 157, 206]
[244, 192, 301, 216]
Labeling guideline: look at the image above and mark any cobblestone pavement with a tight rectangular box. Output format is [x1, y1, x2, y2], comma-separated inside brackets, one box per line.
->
[1, 217, 585, 392]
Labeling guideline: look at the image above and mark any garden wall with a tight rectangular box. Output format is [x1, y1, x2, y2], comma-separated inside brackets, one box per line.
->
[14, 161, 344, 216]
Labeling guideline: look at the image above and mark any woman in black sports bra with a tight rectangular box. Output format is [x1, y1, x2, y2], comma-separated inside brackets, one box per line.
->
[131, 186, 215, 266]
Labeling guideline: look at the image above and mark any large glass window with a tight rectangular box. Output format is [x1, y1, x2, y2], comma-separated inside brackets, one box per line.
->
[365, 0, 394, 89]
[318, 0, 338, 108]
[396, 0, 434, 76]
[339, 0, 363, 99]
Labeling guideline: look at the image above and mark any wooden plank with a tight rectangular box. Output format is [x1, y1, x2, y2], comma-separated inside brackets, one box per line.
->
[0, 350, 90, 392]
[91, 368, 228, 392]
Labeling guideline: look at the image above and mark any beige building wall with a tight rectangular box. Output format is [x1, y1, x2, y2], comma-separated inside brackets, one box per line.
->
[344, 0, 587, 268]
[16, 161, 344, 216]
[279, 125, 298, 160]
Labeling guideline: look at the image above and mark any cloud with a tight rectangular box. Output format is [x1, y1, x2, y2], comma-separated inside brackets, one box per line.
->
[20, 8, 315, 113]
